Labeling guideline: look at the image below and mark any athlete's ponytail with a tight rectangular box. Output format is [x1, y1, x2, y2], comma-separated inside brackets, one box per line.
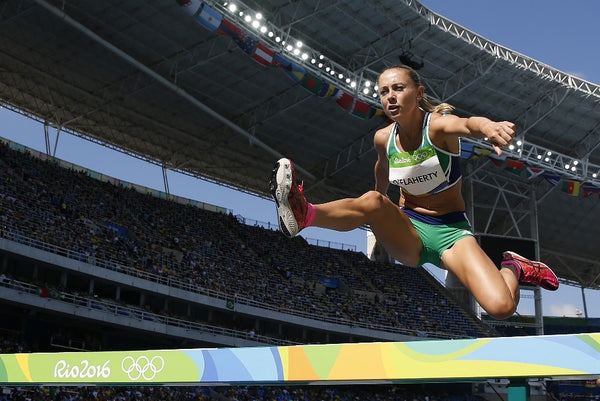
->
[419, 96, 454, 115]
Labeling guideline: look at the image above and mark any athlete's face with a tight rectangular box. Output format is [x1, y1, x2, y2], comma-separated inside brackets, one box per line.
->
[378, 68, 423, 119]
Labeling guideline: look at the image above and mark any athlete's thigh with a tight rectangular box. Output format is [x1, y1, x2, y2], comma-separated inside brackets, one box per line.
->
[440, 236, 509, 306]
[371, 202, 422, 266]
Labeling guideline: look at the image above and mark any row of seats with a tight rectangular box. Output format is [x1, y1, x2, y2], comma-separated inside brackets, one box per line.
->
[0, 140, 487, 339]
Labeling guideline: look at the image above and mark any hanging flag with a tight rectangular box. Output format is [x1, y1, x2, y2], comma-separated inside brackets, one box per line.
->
[368, 107, 386, 119]
[216, 17, 256, 55]
[334, 90, 353, 110]
[543, 173, 562, 187]
[283, 62, 306, 83]
[271, 53, 291, 69]
[318, 83, 339, 98]
[350, 99, 371, 119]
[526, 166, 545, 180]
[504, 158, 525, 175]
[300, 72, 324, 95]
[561, 180, 581, 196]
[460, 142, 475, 159]
[226, 299, 234, 310]
[195, 3, 222, 32]
[231, 30, 257, 55]
[38, 286, 49, 298]
[582, 183, 600, 198]
[252, 42, 274, 66]
[473, 147, 491, 159]
[177, 0, 203, 16]
[488, 153, 506, 168]
[217, 17, 241, 37]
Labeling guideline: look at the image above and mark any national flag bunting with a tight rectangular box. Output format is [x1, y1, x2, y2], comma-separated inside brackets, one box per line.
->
[217, 17, 241, 37]
[460, 142, 475, 159]
[505, 158, 525, 175]
[177, 0, 203, 16]
[334, 90, 353, 110]
[368, 107, 386, 119]
[526, 166, 545, 180]
[283, 62, 306, 83]
[350, 99, 371, 119]
[300, 72, 324, 95]
[488, 153, 506, 168]
[543, 173, 562, 187]
[582, 183, 600, 198]
[195, 3, 222, 31]
[230, 31, 257, 55]
[252, 42, 274, 66]
[561, 180, 581, 196]
[216, 17, 257, 55]
[271, 53, 291, 69]
[473, 147, 491, 159]
[318, 83, 339, 98]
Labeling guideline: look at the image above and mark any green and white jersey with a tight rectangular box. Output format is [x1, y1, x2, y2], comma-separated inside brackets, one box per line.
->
[387, 112, 462, 196]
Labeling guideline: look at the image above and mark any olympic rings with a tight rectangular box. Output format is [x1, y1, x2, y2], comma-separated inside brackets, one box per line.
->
[121, 355, 165, 380]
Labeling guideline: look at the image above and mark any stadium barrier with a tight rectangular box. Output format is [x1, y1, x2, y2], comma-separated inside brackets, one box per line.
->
[1, 333, 598, 401]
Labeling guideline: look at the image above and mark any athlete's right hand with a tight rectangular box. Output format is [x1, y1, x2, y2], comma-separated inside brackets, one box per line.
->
[483, 121, 516, 156]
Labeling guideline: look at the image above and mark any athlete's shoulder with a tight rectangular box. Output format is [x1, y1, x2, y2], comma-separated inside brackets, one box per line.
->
[428, 112, 462, 151]
[375, 122, 395, 138]
[429, 112, 461, 129]
[374, 122, 394, 150]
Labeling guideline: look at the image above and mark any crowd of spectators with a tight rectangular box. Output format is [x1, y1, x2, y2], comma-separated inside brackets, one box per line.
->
[0, 139, 488, 342]
[0, 382, 484, 401]
[0, 140, 593, 400]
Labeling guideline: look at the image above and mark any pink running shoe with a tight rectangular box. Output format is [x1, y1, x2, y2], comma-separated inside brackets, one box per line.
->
[269, 158, 308, 238]
[501, 251, 559, 291]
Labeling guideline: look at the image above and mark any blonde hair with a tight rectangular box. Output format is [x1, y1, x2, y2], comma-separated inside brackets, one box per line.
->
[378, 64, 455, 115]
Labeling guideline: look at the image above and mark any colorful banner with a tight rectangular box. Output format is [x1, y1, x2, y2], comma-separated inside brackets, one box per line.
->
[1, 333, 599, 385]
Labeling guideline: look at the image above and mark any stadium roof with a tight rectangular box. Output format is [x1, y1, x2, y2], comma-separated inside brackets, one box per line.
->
[1, 0, 599, 290]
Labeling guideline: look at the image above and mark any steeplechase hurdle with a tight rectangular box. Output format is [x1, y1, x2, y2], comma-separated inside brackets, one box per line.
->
[1, 333, 599, 401]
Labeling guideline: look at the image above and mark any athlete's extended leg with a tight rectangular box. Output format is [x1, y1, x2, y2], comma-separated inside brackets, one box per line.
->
[441, 236, 519, 319]
[270, 158, 422, 265]
[312, 191, 422, 266]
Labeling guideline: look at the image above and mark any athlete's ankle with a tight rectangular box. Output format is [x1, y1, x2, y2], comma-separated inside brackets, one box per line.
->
[500, 259, 522, 280]
[305, 202, 316, 228]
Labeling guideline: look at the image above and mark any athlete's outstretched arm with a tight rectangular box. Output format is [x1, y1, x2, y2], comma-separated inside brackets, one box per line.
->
[430, 114, 516, 156]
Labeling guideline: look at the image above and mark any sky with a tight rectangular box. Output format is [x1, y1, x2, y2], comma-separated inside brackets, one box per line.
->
[1, 1, 599, 319]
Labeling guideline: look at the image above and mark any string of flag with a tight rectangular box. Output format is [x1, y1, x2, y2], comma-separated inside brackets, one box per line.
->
[177, 0, 386, 120]
[460, 142, 600, 198]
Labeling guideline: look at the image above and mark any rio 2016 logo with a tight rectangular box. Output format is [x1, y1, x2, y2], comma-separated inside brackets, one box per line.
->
[121, 355, 164, 380]
[53, 360, 111, 379]
[52, 355, 165, 381]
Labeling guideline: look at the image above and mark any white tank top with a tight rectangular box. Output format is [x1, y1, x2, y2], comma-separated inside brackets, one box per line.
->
[387, 113, 461, 196]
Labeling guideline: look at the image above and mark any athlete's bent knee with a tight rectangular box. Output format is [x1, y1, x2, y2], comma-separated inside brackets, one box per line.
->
[485, 297, 517, 320]
[358, 191, 390, 215]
